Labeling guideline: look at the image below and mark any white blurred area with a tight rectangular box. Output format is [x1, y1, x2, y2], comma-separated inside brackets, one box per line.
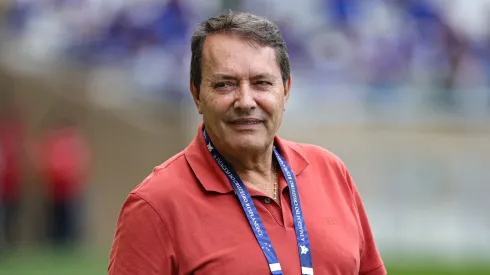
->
[1, 0, 489, 262]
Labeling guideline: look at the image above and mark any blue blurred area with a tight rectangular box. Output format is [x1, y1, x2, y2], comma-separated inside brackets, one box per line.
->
[2, 0, 489, 112]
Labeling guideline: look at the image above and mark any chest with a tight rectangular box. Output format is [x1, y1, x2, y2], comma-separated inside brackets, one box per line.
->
[169, 175, 362, 275]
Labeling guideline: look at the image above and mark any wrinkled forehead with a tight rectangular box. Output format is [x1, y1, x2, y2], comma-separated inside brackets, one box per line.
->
[201, 34, 281, 78]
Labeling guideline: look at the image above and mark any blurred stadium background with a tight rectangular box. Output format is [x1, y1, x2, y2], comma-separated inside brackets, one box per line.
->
[0, 0, 489, 274]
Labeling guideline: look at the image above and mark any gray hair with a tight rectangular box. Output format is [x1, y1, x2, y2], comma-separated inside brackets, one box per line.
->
[190, 11, 290, 89]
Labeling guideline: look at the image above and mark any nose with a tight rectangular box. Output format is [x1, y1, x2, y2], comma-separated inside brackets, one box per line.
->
[233, 82, 257, 111]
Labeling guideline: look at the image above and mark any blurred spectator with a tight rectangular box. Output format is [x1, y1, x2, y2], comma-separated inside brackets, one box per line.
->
[323, 0, 360, 35]
[35, 118, 91, 247]
[4, 0, 36, 35]
[153, 0, 190, 48]
[356, 0, 411, 105]
[93, 10, 135, 61]
[402, 0, 469, 108]
[0, 100, 24, 253]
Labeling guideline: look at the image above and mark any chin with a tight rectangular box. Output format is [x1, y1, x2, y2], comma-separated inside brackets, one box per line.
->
[227, 134, 267, 152]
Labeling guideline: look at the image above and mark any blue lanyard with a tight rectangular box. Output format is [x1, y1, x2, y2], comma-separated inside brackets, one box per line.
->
[203, 129, 313, 275]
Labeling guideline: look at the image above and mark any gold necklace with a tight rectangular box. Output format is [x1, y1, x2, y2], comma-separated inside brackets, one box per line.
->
[273, 161, 278, 200]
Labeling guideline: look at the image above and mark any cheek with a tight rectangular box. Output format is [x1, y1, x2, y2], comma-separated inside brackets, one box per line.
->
[203, 94, 234, 115]
[257, 94, 283, 114]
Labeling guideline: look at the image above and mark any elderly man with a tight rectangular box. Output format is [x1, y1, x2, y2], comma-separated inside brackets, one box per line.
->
[109, 11, 386, 275]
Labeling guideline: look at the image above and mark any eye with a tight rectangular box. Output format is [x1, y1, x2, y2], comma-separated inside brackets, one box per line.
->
[255, 81, 272, 86]
[214, 82, 235, 89]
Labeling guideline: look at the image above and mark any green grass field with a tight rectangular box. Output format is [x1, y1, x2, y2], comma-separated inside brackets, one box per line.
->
[0, 249, 488, 275]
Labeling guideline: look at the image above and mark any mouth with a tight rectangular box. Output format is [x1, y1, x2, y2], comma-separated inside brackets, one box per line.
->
[229, 118, 264, 125]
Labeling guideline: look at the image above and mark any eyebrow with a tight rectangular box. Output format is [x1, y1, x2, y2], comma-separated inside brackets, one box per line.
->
[250, 73, 278, 81]
[209, 74, 237, 81]
[209, 73, 278, 81]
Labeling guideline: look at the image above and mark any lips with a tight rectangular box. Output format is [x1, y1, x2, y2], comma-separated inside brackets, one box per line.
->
[230, 118, 263, 125]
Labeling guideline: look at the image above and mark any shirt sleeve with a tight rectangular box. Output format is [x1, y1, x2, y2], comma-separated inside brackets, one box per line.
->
[109, 193, 178, 275]
[343, 168, 387, 275]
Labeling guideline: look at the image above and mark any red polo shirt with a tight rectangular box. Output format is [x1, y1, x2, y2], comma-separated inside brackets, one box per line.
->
[109, 125, 386, 275]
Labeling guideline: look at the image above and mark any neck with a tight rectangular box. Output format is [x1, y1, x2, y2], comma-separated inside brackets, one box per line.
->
[220, 144, 274, 176]
[205, 128, 279, 200]
[219, 145, 276, 193]
[205, 130, 274, 178]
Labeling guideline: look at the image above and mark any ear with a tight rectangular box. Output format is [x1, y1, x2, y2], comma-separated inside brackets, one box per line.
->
[283, 76, 292, 107]
[190, 81, 203, 114]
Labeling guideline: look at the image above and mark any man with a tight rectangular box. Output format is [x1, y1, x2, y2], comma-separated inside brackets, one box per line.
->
[109, 11, 386, 275]
[36, 119, 91, 247]
[0, 103, 23, 253]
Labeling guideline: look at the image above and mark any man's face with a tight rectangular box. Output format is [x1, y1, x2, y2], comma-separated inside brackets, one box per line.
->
[191, 34, 291, 153]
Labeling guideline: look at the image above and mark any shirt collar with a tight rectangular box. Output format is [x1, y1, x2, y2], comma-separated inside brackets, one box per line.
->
[184, 122, 310, 194]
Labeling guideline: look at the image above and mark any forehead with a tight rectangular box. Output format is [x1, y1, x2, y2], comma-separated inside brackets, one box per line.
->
[201, 34, 281, 78]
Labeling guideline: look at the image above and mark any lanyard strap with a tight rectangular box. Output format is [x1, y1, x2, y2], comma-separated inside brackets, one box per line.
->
[203, 129, 313, 275]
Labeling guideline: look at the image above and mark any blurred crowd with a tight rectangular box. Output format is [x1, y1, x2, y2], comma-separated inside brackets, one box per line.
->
[0, 93, 92, 253]
[1, 0, 490, 110]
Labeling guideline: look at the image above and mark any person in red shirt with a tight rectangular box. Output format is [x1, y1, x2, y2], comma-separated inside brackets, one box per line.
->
[109, 11, 386, 275]
[37, 119, 91, 247]
[0, 104, 23, 253]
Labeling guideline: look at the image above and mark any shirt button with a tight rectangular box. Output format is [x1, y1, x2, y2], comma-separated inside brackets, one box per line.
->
[264, 198, 272, 204]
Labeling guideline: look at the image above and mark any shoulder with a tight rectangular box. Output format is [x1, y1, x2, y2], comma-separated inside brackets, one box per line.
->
[129, 150, 194, 205]
[284, 139, 347, 172]
[281, 138, 355, 191]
